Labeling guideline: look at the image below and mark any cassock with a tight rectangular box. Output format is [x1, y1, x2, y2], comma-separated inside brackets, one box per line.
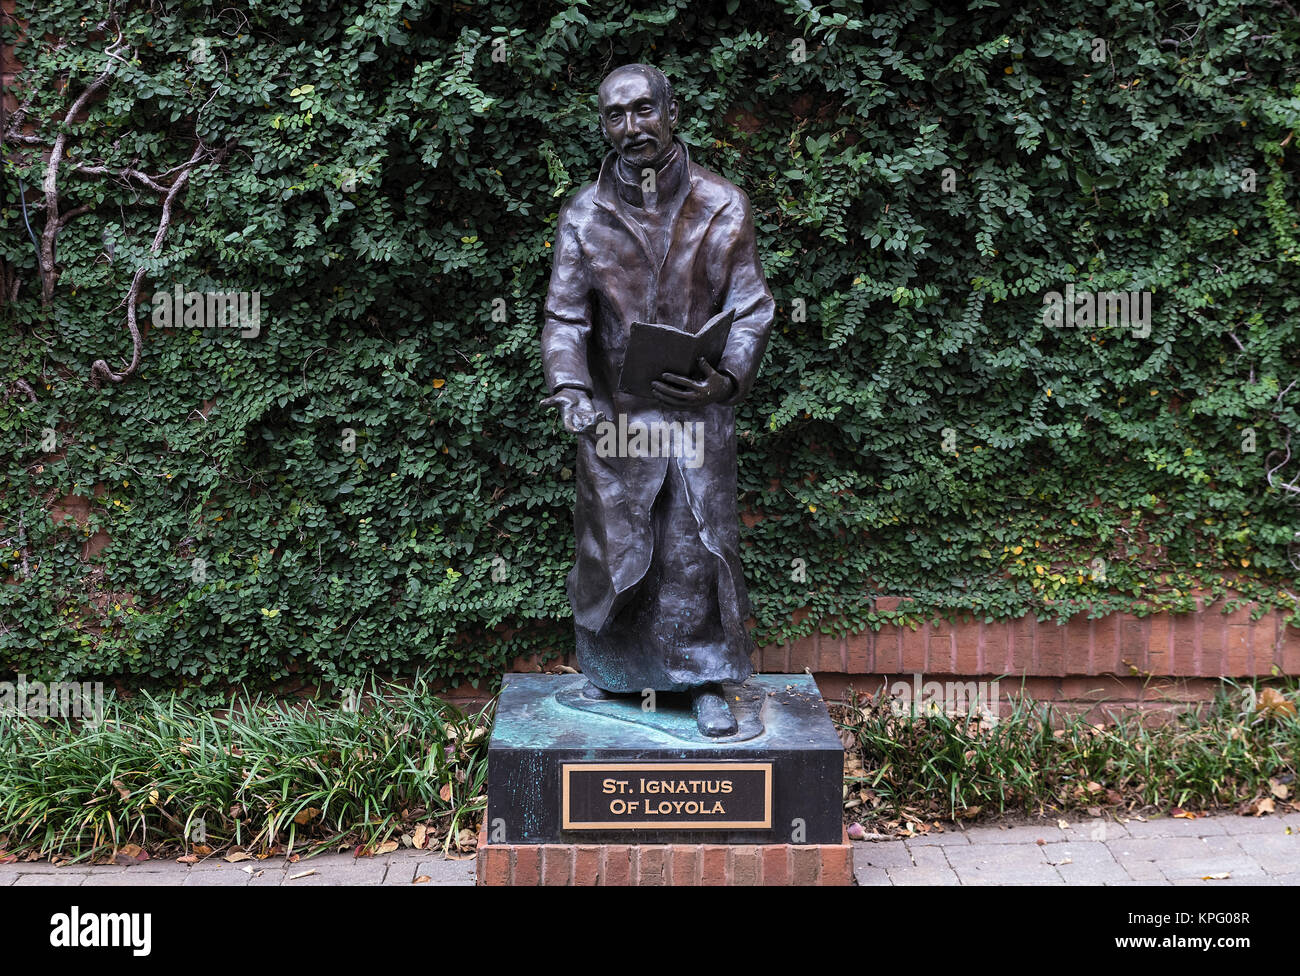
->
[541, 137, 775, 693]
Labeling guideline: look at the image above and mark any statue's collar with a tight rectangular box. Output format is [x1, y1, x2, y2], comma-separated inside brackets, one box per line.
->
[597, 137, 694, 212]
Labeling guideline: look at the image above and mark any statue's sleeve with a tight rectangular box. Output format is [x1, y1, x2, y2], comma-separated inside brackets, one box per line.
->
[715, 190, 775, 407]
[541, 200, 594, 395]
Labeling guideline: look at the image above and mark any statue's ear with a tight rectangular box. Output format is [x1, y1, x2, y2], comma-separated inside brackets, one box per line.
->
[667, 99, 679, 128]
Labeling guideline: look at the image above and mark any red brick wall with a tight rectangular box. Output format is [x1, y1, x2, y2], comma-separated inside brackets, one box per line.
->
[505, 595, 1299, 717]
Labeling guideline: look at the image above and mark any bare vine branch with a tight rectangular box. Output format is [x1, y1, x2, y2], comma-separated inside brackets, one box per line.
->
[90, 141, 213, 388]
[39, 27, 132, 304]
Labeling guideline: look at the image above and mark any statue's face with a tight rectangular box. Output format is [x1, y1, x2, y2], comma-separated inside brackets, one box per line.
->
[598, 71, 677, 168]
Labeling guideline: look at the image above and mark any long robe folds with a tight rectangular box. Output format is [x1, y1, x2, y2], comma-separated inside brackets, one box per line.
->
[542, 140, 775, 693]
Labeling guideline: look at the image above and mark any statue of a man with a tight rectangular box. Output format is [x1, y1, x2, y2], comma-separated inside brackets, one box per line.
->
[541, 64, 774, 736]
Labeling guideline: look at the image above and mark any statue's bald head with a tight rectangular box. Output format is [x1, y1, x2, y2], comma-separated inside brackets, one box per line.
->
[599, 63, 674, 111]
[597, 63, 678, 168]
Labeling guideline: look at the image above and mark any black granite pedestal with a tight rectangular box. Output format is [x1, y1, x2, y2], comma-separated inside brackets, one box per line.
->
[484, 673, 844, 846]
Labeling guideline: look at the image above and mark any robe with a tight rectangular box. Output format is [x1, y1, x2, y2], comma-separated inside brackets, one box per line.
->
[541, 137, 775, 693]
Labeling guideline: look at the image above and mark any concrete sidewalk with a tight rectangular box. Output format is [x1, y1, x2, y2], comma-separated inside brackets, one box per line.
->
[1, 812, 1295, 885]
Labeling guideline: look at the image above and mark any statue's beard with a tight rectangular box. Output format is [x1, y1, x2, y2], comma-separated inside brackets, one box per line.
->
[619, 136, 676, 173]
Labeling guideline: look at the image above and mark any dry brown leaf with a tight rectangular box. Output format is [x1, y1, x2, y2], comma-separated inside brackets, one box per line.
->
[293, 807, 321, 826]
[439, 783, 453, 803]
[1256, 688, 1297, 718]
[1240, 796, 1276, 817]
[224, 850, 253, 863]
[375, 840, 399, 855]
[1201, 872, 1230, 880]
[413, 875, 431, 884]
[175, 854, 198, 864]
[413, 824, 428, 850]
[1270, 779, 1290, 800]
[1171, 808, 1197, 819]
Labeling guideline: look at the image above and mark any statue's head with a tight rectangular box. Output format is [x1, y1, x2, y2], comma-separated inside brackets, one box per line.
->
[597, 63, 678, 169]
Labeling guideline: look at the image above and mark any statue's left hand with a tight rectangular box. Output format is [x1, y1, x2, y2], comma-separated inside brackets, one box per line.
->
[651, 358, 736, 407]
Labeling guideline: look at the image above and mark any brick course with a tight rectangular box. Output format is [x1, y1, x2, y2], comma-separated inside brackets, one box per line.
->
[482, 600, 1299, 714]
[476, 828, 854, 886]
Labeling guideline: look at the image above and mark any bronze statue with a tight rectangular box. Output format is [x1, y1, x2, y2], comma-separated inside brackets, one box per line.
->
[541, 64, 774, 736]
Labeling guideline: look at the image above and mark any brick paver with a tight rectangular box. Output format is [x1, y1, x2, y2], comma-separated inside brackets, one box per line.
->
[849, 811, 1299, 885]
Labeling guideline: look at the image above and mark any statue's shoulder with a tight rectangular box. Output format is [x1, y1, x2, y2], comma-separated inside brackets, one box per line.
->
[556, 180, 600, 233]
[557, 181, 600, 222]
[687, 162, 751, 215]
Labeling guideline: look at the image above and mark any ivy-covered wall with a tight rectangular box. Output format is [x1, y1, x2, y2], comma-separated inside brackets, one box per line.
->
[2, 0, 1298, 692]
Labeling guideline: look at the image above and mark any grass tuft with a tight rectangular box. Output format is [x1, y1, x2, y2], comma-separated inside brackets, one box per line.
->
[0, 673, 492, 863]
[838, 678, 1299, 829]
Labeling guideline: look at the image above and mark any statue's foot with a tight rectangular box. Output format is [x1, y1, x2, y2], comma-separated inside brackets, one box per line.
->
[691, 685, 737, 737]
[581, 680, 616, 701]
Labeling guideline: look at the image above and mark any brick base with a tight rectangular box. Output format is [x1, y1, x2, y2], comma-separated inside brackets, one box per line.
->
[475, 826, 854, 886]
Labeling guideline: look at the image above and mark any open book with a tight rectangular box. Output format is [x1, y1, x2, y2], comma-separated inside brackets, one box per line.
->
[617, 308, 735, 399]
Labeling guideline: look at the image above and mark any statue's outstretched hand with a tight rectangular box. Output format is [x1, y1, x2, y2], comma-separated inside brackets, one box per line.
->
[651, 358, 736, 407]
[541, 388, 606, 435]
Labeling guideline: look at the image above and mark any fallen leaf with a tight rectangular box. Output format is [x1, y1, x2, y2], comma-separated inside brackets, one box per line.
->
[192, 844, 212, 856]
[1057, 819, 1070, 830]
[288, 869, 316, 880]
[1270, 779, 1290, 800]
[413, 824, 428, 850]
[293, 807, 321, 826]
[224, 850, 253, 863]
[439, 783, 452, 803]
[375, 840, 399, 855]
[1240, 796, 1276, 817]
[413, 875, 431, 884]
[175, 854, 198, 864]
[1201, 872, 1230, 880]
[1171, 808, 1197, 819]
[1035, 838, 1046, 846]
[1256, 688, 1297, 718]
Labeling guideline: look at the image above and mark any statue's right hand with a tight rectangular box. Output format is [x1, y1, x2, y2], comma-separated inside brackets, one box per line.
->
[541, 388, 605, 435]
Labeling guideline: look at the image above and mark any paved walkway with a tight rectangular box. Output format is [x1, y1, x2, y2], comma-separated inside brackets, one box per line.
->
[854, 811, 1300, 886]
[1, 812, 1295, 885]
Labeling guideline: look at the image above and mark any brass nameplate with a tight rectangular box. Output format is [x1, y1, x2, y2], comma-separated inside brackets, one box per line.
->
[561, 762, 772, 830]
